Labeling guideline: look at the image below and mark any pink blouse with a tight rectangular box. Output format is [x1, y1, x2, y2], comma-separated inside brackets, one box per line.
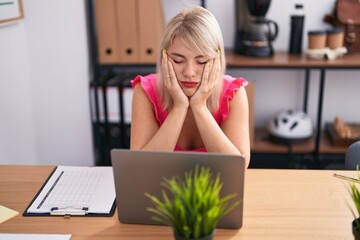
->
[131, 74, 248, 152]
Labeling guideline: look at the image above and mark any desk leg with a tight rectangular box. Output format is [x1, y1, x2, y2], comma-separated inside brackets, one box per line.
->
[303, 69, 310, 113]
[118, 80, 128, 149]
[314, 69, 326, 163]
[101, 77, 112, 166]
[91, 83, 104, 166]
[201, 0, 206, 8]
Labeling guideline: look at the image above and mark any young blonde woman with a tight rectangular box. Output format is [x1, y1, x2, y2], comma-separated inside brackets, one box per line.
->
[130, 6, 250, 167]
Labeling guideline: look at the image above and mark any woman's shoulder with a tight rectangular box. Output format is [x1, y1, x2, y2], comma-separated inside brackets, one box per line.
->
[214, 75, 248, 124]
[223, 75, 248, 89]
[131, 73, 166, 125]
[131, 73, 157, 89]
[221, 75, 248, 99]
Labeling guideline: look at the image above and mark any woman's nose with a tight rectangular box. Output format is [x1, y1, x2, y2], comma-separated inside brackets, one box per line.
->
[183, 62, 197, 78]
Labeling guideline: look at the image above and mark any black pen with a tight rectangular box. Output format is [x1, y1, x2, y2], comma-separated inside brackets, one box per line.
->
[333, 173, 359, 183]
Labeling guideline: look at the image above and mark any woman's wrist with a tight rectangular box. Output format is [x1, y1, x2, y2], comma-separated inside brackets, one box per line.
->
[171, 103, 189, 114]
[190, 103, 209, 116]
[189, 98, 207, 110]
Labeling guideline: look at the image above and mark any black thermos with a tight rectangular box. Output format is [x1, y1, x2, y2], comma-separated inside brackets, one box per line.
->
[288, 4, 304, 54]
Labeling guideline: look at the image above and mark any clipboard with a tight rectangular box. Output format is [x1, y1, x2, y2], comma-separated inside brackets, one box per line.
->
[23, 166, 116, 217]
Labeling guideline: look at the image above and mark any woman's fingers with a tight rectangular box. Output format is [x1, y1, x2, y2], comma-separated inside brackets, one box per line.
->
[162, 49, 179, 88]
[201, 56, 218, 91]
[209, 58, 216, 87]
[209, 55, 220, 88]
[202, 61, 211, 85]
[162, 50, 168, 73]
[162, 50, 171, 87]
[167, 58, 178, 85]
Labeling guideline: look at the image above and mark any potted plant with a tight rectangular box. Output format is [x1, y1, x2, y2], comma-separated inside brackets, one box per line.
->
[349, 180, 360, 240]
[145, 165, 240, 240]
[340, 168, 360, 240]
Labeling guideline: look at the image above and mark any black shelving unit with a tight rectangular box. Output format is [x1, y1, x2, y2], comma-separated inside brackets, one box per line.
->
[86, 1, 154, 166]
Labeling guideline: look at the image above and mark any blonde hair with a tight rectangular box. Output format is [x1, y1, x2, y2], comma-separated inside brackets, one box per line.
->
[156, 6, 226, 113]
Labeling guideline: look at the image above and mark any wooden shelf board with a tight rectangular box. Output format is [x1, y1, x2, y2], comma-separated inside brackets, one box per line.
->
[320, 130, 348, 154]
[251, 129, 314, 153]
[226, 51, 360, 68]
[252, 129, 348, 154]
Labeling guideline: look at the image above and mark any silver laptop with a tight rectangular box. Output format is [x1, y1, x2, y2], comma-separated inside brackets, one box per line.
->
[111, 149, 245, 229]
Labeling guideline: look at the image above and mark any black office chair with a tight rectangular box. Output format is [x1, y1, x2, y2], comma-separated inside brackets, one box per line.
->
[345, 140, 360, 170]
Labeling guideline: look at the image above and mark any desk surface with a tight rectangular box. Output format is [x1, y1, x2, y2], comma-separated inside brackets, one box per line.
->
[226, 51, 360, 68]
[0, 165, 355, 239]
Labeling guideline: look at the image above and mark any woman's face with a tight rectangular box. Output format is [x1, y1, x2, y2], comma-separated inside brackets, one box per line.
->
[166, 37, 211, 97]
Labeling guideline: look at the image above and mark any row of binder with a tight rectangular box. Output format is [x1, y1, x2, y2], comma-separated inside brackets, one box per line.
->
[94, 0, 165, 64]
[89, 68, 155, 165]
[90, 86, 133, 124]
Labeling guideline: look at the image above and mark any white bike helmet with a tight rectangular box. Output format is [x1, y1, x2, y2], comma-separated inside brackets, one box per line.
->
[268, 109, 313, 143]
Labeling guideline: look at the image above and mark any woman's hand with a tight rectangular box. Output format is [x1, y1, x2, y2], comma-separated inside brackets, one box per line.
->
[190, 54, 220, 109]
[162, 51, 189, 109]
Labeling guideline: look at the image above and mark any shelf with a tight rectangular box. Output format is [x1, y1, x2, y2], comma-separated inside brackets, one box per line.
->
[319, 130, 349, 154]
[252, 129, 348, 154]
[226, 51, 360, 69]
[252, 129, 314, 153]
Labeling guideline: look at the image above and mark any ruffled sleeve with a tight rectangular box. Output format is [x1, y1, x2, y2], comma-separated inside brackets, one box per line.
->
[131, 74, 167, 125]
[214, 75, 248, 125]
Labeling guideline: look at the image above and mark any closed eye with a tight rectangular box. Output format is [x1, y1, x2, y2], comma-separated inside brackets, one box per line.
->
[169, 55, 210, 65]
[172, 59, 183, 64]
[197, 60, 209, 65]
[168, 56, 183, 64]
[197, 58, 212, 65]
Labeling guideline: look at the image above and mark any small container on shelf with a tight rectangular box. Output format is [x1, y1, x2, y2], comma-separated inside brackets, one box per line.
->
[305, 29, 347, 60]
[308, 30, 327, 49]
[325, 117, 360, 147]
[326, 28, 344, 49]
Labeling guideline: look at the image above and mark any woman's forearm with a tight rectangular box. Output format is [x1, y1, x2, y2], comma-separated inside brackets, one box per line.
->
[191, 106, 240, 154]
[140, 106, 188, 151]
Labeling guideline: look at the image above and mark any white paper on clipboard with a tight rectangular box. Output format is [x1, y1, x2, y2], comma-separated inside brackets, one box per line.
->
[25, 166, 115, 216]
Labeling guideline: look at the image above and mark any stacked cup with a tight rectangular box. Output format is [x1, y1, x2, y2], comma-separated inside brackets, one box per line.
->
[306, 28, 347, 60]
[326, 28, 345, 49]
[308, 30, 327, 50]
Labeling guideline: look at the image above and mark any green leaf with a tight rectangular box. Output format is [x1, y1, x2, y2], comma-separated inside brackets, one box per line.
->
[145, 165, 241, 239]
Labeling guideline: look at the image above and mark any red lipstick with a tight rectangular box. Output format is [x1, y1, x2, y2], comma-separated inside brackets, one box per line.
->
[180, 81, 199, 88]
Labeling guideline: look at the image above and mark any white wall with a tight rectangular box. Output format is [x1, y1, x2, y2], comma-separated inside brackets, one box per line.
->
[0, 0, 93, 166]
[0, 22, 36, 165]
[0, 0, 359, 165]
